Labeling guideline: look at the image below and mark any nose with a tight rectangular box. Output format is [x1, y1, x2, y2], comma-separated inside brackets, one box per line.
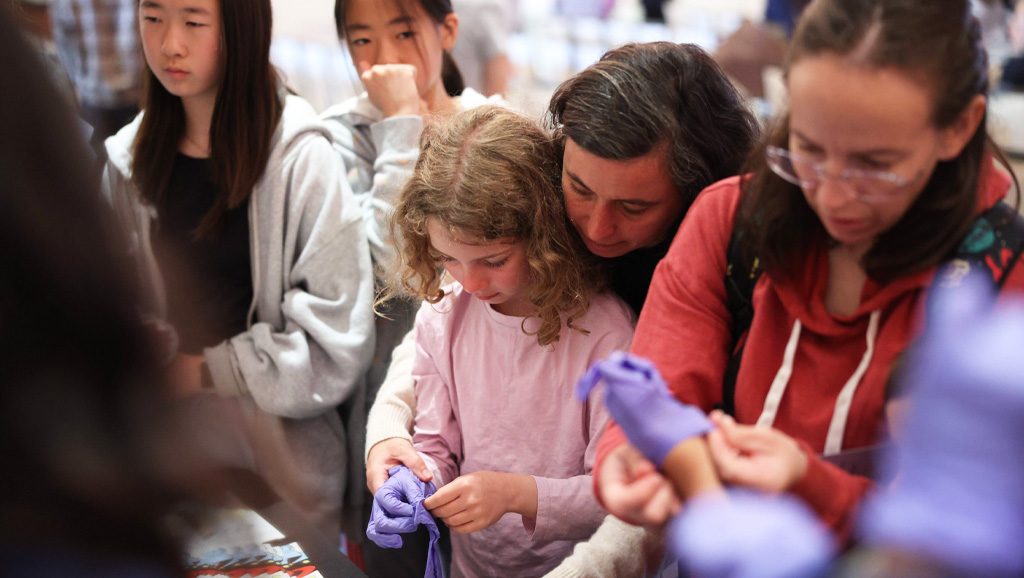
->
[162, 23, 185, 58]
[815, 173, 858, 211]
[461, 266, 488, 294]
[376, 38, 401, 65]
[586, 202, 617, 243]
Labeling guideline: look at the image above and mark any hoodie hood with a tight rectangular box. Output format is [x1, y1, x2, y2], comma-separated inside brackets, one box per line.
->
[769, 159, 1013, 336]
[105, 94, 331, 182]
[318, 86, 501, 127]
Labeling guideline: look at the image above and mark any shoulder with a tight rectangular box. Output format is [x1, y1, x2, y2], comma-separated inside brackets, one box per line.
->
[414, 284, 476, 342]
[104, 111, 145, 178]
[688, 175, 745, 224]
[270, 96, 342, 171]
[320, 93, 379, 126]
[586, 292, 637, 325]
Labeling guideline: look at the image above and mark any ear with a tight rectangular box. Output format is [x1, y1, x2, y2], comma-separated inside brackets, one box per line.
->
[439, 12, 458, 51]
[937, 94, 987, 161]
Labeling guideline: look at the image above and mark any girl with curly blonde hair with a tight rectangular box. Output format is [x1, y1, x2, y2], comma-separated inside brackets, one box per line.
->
[375, 105, 635, 577]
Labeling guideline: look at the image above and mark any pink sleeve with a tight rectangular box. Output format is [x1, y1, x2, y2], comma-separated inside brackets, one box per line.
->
[527, 328, 631, 542]
[411, 324, 461, 487]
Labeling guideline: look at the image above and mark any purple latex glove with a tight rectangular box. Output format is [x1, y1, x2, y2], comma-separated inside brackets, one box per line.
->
[576, 351, 713, 466]
[670, 490, 835, 578]
[366, 465, 443, 578]
[860, 273, 1024, 575]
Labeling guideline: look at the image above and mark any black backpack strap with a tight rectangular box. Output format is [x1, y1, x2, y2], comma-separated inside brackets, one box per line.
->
[935, 201, 1024, 290]
[719, 231, 762, 417]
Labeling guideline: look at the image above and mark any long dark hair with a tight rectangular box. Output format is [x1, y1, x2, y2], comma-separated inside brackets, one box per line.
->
[334, 0, 465, 96]
[548, 42, 760, 215]
[736, 0, 1020, 283]
[132, 0, 283, 237]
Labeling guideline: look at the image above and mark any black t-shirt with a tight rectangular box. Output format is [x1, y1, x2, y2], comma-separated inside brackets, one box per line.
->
[152, 154, 253, 354]
[606, 223, 680, 315]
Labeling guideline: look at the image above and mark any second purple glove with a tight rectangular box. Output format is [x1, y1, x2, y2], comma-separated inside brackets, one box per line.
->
[576, 351, 713, 466]
[366, 465, 443, 578]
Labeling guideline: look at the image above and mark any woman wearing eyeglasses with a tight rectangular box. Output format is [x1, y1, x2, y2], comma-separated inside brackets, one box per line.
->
[594, 0, 1023, 544]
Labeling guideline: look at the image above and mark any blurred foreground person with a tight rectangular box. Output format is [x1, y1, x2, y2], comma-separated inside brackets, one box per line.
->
[0, 6, 315, 576]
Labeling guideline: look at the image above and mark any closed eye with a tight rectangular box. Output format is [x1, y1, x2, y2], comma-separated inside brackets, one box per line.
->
[484, 258, 508, 268]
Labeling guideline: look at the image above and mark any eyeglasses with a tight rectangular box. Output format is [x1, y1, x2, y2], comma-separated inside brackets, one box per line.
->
[765, 145, 928, 204]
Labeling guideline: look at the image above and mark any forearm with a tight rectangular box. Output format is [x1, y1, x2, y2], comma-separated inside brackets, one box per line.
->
[364, 328, 418, 458]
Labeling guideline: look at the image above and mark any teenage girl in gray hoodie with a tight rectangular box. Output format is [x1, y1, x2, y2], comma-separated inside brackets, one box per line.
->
[103, 0, 375, 535]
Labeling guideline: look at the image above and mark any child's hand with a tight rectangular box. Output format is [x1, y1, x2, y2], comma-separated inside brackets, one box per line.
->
[423, 471, 536, 534]
[358, 62, 423, 118]
[597, 444, 681, 526]
[706, 411, 808, 493]
[366, 437, 432, 494]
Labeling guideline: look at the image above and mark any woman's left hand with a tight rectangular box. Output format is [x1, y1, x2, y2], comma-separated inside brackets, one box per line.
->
[424, 471, 537, 534]
[706, 410, 808, 493]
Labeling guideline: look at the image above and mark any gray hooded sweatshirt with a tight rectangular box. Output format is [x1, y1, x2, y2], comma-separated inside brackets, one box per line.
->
[103, 95, 375, 533]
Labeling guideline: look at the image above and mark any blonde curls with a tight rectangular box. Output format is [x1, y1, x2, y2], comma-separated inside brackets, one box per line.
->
[383, 105, 603, 346]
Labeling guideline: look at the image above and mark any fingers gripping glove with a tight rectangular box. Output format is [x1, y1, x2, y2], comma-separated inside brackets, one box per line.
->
[576, 351, 713, 467]
[365, 465, 443, 578]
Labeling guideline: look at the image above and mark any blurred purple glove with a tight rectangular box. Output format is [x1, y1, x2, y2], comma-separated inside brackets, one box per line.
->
[670, 490, 835, 578]
[860, 273, 1024, 575]
[366, 465, 442, 578]
[576, 351, 713, 466]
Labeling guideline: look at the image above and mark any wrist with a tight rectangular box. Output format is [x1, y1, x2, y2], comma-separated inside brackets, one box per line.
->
[787, 445, 810, 491]
[507, 473, 538, 519]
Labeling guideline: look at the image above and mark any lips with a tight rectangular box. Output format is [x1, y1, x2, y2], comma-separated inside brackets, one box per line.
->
[164, 67, 189, 80]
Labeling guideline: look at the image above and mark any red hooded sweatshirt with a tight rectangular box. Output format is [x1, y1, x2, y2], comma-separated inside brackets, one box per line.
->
[595, 165, 1024, 542]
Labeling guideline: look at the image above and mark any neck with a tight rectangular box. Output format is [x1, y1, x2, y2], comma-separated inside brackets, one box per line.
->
[422, 80, 456, 117]
[180, 91, 217, 158]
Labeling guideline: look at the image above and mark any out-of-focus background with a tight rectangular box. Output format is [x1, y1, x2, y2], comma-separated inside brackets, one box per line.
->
[269, 0, 1024, 173]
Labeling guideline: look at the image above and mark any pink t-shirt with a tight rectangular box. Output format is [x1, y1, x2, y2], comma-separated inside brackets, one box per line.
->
[412, 282, 635, 577]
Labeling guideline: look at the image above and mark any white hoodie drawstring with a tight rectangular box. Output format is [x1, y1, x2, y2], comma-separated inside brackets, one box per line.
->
[824, 310, 881, 455]
[755, 310, 882, 456]
[756, 319, 803, 428]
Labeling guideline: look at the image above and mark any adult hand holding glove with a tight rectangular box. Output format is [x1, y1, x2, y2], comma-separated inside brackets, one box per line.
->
[576, 351, 713, 467]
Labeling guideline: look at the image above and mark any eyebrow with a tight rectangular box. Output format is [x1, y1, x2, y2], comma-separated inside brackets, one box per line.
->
[432, 247, 513, 262]
[346, 15, 415, 32]
[791, 129, 906, 158]
[139, 1, 209, 14]
[566, 170, 657, 206]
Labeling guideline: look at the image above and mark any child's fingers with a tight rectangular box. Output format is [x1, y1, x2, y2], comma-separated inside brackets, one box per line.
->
[440, 510, 473, 529]
[427, 498, 466, 520]
[423, 482, 462, 513]
[446, 519, 479, 535]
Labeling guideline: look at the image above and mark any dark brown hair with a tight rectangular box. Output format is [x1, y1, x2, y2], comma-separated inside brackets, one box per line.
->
[132, 0, 283, 237]
[736, 0, 1020, 283]
[334, 0, 464, 96]
[387, 106, 603, 346]
[548, 42, 760, 213]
